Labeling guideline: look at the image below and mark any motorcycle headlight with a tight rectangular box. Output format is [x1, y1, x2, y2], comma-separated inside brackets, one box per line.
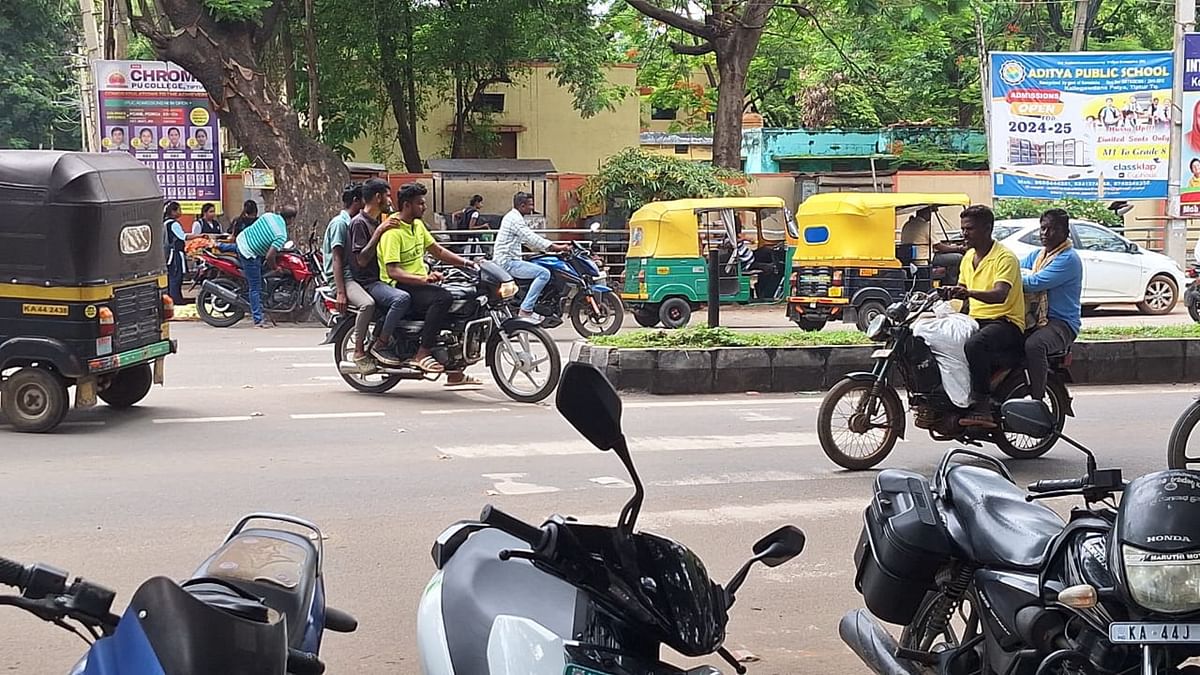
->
[1122, 545, 1200, 613]
[866, 315, 891, 341]
[498, 281, 518, 299]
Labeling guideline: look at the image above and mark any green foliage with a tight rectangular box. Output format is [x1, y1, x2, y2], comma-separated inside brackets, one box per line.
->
[0, 0, 80, 150]
[895, 140, 988, 171]
[1079, 325, 1200, 340]
[567, 148, 749, 220]
[200, 0, 272, 23]
[993, 198, 1122, 228]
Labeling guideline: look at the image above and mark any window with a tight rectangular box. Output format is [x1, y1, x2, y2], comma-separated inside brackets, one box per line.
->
[1074, 224, 1128, 253]
[992, 225, 1024, 241]
[674, 144, 689, 155]
[651, 107, 677, 120]
[478, 93, 505, 113]
[1019, 230, 1042, 246]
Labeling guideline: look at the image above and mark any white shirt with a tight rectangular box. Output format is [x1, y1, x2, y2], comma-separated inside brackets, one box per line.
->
[492, 208, 552, 266]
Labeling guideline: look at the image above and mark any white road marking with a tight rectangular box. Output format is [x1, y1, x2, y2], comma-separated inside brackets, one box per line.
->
[255, 347, 328, 353]
[739, 411, 794, 422]
[651, 470, 822, 487]
[421, 407, 511, 415]
[482, 473, 560, 495]
[152, 416, 255, 424]
[290, 363, 333, 369]
[589, 476, 632, 488]
[624, 398, 820, 410]
[290, 412, 386, 420]
[277, 383, 339, 388]
[437, 432, 818, 458]
[1074, 387, 1197, 398]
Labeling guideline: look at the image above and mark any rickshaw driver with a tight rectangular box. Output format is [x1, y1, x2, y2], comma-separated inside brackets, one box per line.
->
[900, 207, 967, 285]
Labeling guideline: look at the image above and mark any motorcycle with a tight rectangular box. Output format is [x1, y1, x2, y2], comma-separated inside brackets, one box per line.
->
[416, 362, 806, 674]
[1184, 264, 1200, 323]
[816, 287, 1074, 470]
[194, 234, 322, 328]
[843, 399, 1200, 675]
[513, 239, 623, 337]
[322, 261, 562, 404]
[1, 513, 356, 674]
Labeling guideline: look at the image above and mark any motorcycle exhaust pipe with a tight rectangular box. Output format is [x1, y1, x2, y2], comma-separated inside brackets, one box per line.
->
[201, 280, 250, 311]
[838, 609, 919, 675]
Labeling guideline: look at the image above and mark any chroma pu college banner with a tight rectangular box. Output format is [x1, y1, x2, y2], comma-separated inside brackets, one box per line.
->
[989, 51, 1173, 200]
[93, 60, 223, 214]
[1179, 35, 1200, 217]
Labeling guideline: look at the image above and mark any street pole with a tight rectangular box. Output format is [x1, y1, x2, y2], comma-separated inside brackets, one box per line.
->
[1167, 0, 1196, 267]
[78, 0, 102, 152]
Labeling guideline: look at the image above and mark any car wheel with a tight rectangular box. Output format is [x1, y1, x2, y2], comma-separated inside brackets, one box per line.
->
[1137, 275, 1178, 315]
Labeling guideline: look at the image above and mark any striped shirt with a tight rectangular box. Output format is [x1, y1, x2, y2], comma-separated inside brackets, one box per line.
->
[236, 213, 289, 258]
[493, 208, 552, 266]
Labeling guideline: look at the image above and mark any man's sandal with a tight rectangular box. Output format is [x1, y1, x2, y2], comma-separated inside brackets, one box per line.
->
[406, 356, 445, 374]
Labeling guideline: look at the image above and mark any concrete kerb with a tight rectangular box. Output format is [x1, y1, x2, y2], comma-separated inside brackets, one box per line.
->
[572, 339, 1200, 394]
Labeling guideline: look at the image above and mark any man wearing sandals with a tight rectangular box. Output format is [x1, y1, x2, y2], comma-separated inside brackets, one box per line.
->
[946, 204, 1026, 429]
[1019, 208, 1082, 402]
[378, 183, 481, 389]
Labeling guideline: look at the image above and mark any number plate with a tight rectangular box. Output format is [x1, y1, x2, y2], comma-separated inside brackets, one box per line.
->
[871, 348, 893, 359]
[1109, 622, 1200, 644]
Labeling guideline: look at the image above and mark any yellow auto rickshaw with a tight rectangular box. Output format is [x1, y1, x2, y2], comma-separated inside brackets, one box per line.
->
[0, 151, 177, 433]
[621, 197, 797, 329]
[786, 192, 971, 332]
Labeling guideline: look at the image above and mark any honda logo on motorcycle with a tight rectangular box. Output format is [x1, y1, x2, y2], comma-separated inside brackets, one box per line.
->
[119, 224, 153, 255]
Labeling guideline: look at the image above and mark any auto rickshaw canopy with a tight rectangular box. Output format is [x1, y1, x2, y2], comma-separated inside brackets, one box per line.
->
[791, 192, 971, 267]
[627, 197, 793, 258]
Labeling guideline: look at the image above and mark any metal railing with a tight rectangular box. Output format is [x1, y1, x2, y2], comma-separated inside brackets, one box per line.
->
[437, 227, 632, 269]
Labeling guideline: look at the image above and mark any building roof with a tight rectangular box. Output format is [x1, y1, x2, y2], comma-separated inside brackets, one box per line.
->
[427, 159, 557, 180]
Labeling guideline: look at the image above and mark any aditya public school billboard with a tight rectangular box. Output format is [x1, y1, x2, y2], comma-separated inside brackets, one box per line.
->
[92, 60, 223, 214]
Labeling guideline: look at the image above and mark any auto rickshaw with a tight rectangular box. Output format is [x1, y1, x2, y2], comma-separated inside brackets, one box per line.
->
[0, 151, 177, 433]
[621, 197, 797, 328]
[786, 192, 970, 332]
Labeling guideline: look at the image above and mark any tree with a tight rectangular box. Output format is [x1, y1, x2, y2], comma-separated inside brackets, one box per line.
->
[124, 0, 348, 232]
[0, 0, 82, 149]
[568, 148, 747, 220]
[625, 0, 775, 169]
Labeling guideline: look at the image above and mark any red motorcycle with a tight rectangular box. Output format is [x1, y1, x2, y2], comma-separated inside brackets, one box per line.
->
[193, 234, 321, 327]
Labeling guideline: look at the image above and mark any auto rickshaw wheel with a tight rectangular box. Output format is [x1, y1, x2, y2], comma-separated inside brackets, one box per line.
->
[855, 300, 888, 334]
[793, 316, 826, 332]
[98, 363, 153, 409]
[2, 367, 69, 433]
[633, 307, 660, 328]
[658, 298, 692, 329]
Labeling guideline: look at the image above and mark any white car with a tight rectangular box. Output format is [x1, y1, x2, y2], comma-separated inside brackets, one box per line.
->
[992, 218, 1186, 315]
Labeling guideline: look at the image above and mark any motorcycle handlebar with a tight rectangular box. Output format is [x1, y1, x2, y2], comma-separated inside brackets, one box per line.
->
[1029, 477, 1087, 494]
[479, 505, 545, 548]
[0, 557, 27, 590]
[287, 648, 326, 675]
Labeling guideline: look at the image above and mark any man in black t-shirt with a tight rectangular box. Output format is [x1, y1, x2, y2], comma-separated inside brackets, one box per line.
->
[349, 178, 411, 368]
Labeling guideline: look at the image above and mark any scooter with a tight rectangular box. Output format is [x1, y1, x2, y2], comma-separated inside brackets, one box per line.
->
[1, 513, 356, 674]
[417, 362, 806, 674]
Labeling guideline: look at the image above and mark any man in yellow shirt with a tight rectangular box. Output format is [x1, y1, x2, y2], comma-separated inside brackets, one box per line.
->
[378, 182, 479, 388]
[947, 205, 1026, 428]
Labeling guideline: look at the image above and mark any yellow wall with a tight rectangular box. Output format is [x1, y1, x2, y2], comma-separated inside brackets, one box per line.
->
[349, 65, 640, 174]
[642, 144, 713, 162]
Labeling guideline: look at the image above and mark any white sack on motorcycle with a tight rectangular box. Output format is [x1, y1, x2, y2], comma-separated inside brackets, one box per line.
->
[912, 302, 978, 409]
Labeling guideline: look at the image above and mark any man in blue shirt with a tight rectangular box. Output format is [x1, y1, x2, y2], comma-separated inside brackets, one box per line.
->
[236, 205, 296, 328]
[1020, 208, 1083, 401]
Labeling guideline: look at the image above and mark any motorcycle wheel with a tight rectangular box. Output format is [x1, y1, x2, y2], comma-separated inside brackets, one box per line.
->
[899, 590, 979, 672]
[489, 324, 561, 403]
[569, 292, 624, 337]
[817, 378, 904, 470]
[333, 321, 402, 394]
[1167, 399, 1200, 470]
[994, 380, 1067, 459]
[196, 278, 246, 328]
[1189, 296, 1200, 324]
[313, 292, 335, 328]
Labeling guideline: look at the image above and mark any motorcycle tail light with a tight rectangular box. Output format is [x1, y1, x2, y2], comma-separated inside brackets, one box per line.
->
[161, 294, 175, 321]
[98, 306, 115, 337]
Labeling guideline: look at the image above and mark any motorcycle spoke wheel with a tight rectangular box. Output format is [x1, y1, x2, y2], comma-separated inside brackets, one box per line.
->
[336, 323, 402, 394]
[817, 378, 902, 471]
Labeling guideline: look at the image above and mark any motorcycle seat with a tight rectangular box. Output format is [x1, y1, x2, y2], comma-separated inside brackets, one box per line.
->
[192, 528, 318, 648]
[944, 465, 1063, 569]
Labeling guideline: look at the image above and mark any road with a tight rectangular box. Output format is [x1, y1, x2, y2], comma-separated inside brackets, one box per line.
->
[1, 320, 1197, 674]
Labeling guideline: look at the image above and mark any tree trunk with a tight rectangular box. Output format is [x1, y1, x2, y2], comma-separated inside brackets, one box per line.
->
[1070, 0, 1089, 50]
[279, 4, 298, 105]
[452, 77, 470, 158]
[711, 38, 755, 169]
[128, 0, 346, 236]
[303, 0, 319, 134]
[377, 3, 424, 172]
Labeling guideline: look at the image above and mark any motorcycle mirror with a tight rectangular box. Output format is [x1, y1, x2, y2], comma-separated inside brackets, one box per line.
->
[556, 363, 644, 532]
[753, 525, 806, 567]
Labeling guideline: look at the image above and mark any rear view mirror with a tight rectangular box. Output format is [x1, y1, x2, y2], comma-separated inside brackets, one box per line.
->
[753, 525, 806, 567]
[556, 363, 623, 452]
[1001, 399, 1055, 438]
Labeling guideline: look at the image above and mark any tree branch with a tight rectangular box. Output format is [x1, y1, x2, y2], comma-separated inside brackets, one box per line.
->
[625, 0, 714, 39]
[670, 41, 716, 55]
[254, 0, 287, 51]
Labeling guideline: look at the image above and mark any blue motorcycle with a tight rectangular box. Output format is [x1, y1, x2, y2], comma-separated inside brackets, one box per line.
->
[518, 241, 624, 337]
[1, 513, 356, 674]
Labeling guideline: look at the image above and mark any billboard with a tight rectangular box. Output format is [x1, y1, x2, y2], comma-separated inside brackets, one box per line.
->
[93, 60, 222, 214]
[989, 51, 1173, 200]
[1180, 35, 1200, 217]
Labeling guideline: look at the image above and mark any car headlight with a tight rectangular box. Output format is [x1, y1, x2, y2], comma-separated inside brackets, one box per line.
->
[866, 315, 890, 341]
[498, 281, 518, 299]
[1122, 544, 1200, 613]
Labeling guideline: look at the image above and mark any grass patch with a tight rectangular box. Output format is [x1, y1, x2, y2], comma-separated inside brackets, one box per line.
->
[590, 324, 1200, 349]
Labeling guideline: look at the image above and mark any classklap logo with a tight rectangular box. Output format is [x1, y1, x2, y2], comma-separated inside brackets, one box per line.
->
[999, 60, 1027, 86]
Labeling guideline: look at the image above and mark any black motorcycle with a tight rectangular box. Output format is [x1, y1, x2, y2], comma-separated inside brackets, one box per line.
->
[1184, 264, 1200, 323]
[817, 288, 1073, 470]
[321, 261, 561, 404]
[843, 399, 1200, 675]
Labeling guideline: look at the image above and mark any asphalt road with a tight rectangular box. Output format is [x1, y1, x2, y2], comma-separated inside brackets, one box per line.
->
[1, 320, 1197, 674]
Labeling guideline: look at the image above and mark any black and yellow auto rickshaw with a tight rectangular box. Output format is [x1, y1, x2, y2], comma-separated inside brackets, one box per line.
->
[0, 151, 176, 432]
[786, 192, 970, 332]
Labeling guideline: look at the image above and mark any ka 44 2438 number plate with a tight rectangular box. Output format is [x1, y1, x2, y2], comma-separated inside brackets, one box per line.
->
[1109, 622, 1200, 644]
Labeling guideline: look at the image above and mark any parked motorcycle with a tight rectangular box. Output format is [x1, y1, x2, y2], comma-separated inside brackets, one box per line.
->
[416, 362, 805, 674]
[816, 288, 1074, 470]
[843, 399, 1200, 675]
[1184, 264, 1200, 323]
[322, 261, 561, 403]
[194, 234, 321, 328]
[1, 513, 356, 674]
[514, 240, 624, 337]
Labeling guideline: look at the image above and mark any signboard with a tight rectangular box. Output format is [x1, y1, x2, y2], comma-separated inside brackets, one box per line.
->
[989, 51, 1173, 200]
[1180, 35, 1200, 217]
[93, 60, 222, 214]
[243, 168, 276, 190]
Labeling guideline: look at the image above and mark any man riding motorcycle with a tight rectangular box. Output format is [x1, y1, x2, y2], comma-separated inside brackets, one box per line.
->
[947, 204, 1026, 429]
[1019, 208, 1083, 402]
[492, 191, 570, 322]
